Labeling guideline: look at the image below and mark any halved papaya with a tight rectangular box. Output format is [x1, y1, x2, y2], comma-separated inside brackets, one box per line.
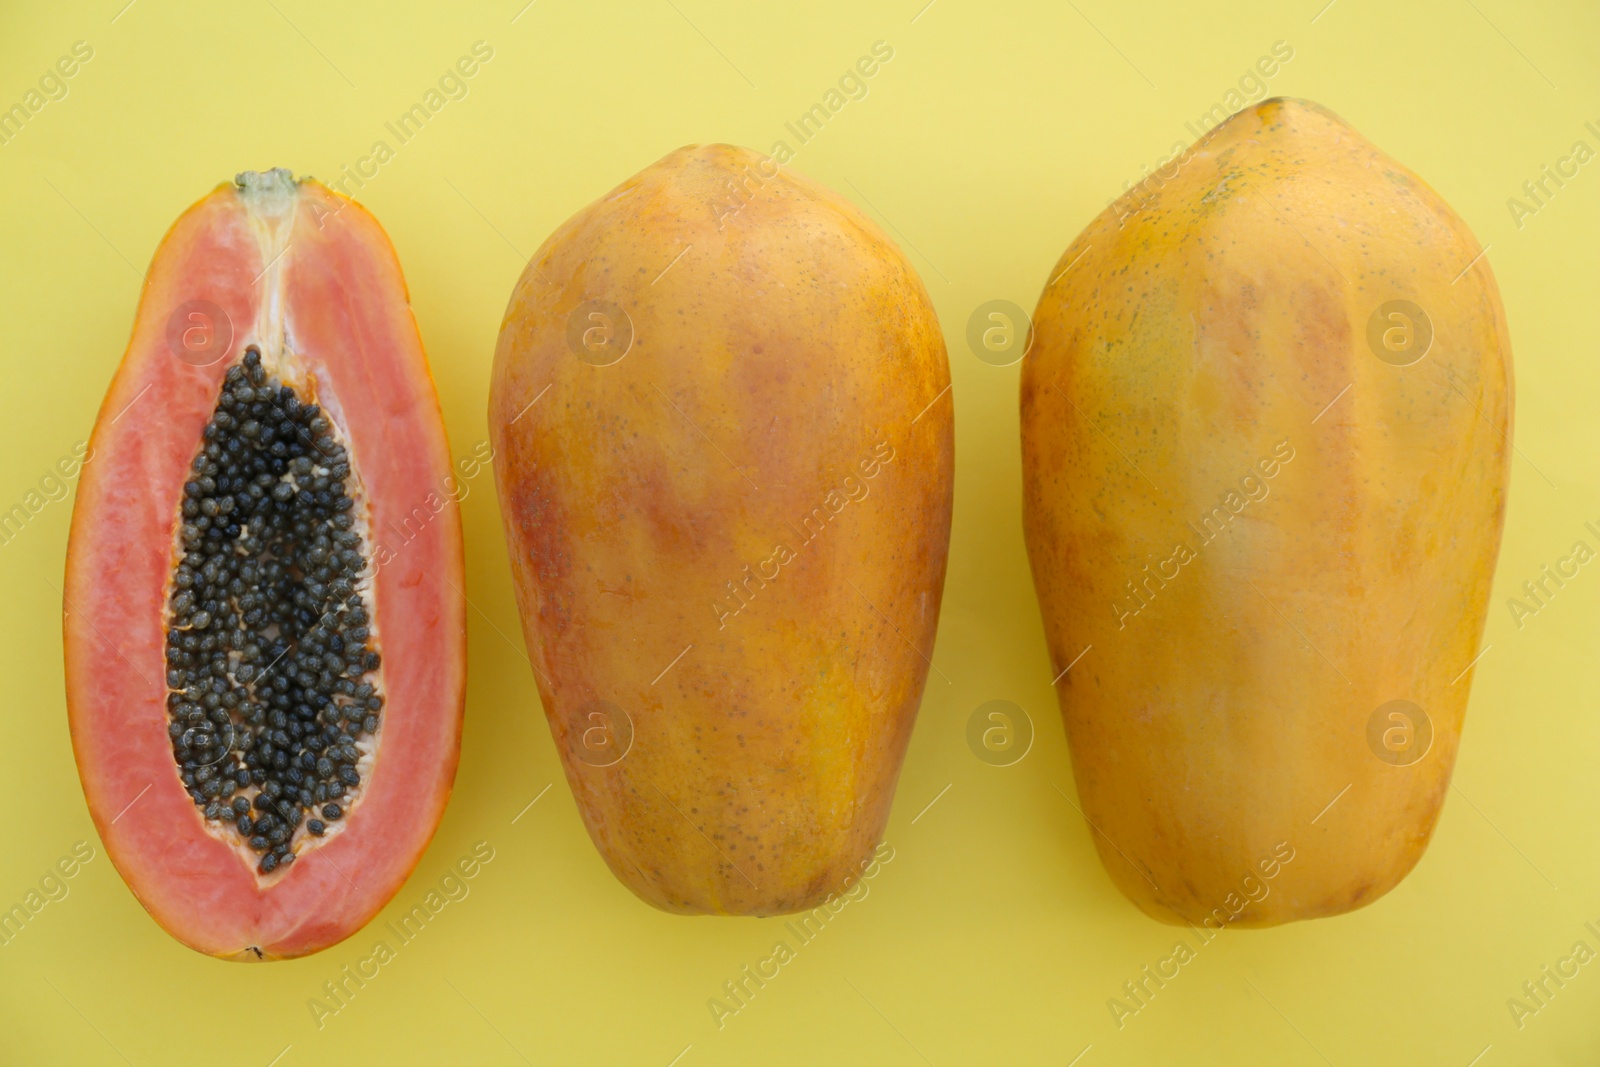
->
[63, 170, 465, 960]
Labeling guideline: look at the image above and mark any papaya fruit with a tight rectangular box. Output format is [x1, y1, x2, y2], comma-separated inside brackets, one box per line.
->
[489, 144, 953, 915]
[1021, 99, 1512, 926]
[64, 170, 465, 959]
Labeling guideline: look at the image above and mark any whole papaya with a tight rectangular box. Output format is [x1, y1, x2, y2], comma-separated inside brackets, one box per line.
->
[490, 145, 953, 915]
[1022, 99, 1512, 926]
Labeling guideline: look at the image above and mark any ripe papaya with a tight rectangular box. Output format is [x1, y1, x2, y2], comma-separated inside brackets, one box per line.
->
[64, 170, 465, 959]
[489, 144, 953, 915]
[1022, 99, 1512, 926]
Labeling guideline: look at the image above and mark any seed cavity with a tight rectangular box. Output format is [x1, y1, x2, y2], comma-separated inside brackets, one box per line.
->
[163, 346, 381, 876]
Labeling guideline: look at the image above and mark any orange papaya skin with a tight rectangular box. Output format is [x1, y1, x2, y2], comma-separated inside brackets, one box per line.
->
[1021, 99, 1512, 926]
[489, 144, 953, 915]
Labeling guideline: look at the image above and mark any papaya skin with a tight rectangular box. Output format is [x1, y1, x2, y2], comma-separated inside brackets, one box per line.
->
[1022, 99, 1512, 927]
[489, 144, 953, 915]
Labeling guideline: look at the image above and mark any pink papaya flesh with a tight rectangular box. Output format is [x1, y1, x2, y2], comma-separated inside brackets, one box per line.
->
[64, 170, 465, 959]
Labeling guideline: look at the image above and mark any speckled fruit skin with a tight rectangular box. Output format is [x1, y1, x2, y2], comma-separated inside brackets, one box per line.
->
[489, 144, 953, 915]
[1021, 99, 1512, 927]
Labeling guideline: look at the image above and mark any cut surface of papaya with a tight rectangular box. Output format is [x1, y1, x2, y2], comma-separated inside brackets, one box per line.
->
[64, 170, 465, 959]
[1022, 99, 1512, 926]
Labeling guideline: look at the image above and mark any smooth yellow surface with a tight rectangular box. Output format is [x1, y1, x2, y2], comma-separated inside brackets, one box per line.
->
[1, 1, 1596, 1064]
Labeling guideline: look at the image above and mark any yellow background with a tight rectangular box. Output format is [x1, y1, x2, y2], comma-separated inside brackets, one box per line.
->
[2, 0, 1598, 1063]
